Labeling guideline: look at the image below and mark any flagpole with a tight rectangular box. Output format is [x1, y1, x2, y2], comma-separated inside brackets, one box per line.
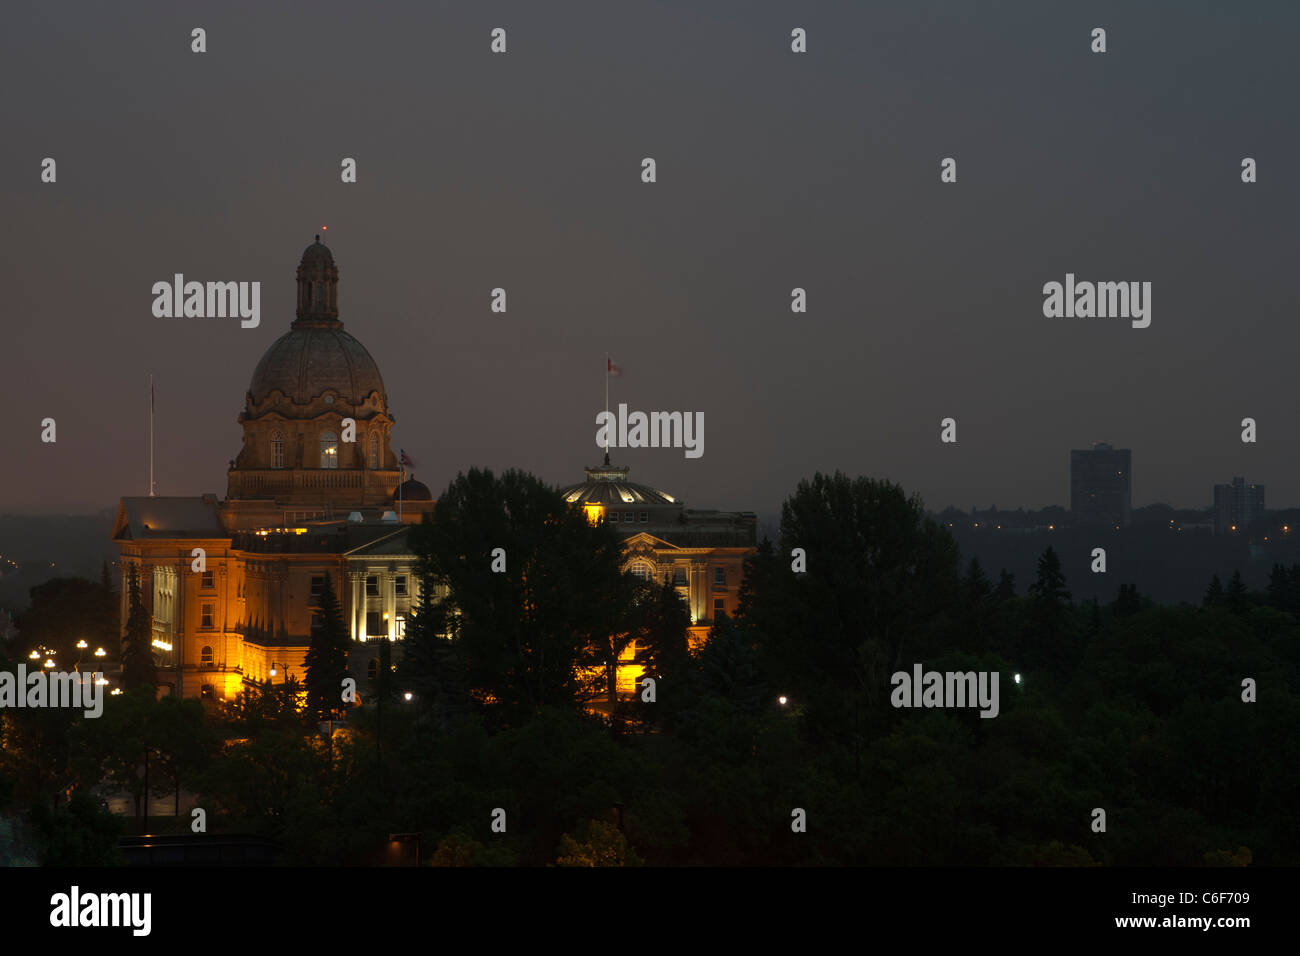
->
[149, 374, 155, 497]
[604, 354, 609, 459]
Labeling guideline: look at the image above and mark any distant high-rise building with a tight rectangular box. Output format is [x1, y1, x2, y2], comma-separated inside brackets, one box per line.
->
[1213, 477, 1265, 534]
[1070, 442, 1132, 528]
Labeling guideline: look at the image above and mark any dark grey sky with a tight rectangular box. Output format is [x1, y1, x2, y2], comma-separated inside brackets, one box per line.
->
[4, 1, 1298, 519]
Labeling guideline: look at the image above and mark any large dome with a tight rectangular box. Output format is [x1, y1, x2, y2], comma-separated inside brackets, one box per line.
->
[249, 327, 386, 405]
[246, 236, 387, 406]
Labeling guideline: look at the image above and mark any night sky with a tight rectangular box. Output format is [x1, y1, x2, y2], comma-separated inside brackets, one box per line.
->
[4, 1, 1298, 520]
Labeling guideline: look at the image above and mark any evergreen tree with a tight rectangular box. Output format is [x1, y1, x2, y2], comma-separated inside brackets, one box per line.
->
[302, 573, 349, 723]
[1226, 570, 1249, 615]
[400, 535, 468, 723]
[1203, 574, 1225, 608]
[120, 564, 156, 692]
[962, 557, 991, 607]
[1029, 546, 1071, 609]
[632, 577, 692, 711]
[1112, 582, 1142, 617]
[1267, 563, 1293, 613]
[993, 569, 1017, 604]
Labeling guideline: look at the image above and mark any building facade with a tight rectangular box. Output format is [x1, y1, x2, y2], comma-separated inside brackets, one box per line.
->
[1070, 442, 1132, 529]
[1213, 476, 1265, 535]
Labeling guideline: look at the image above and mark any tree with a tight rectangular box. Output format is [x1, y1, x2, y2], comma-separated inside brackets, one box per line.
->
[399, 545, 468, 725]
[631, 578, 692, 689]
[993, 569, 1017, 604]
[739, 472, 961, 761]
[1266, 563, 1294, 613]
[1226, 570, 1249, 615]
[303, 573, 349, 723]
[405, 468, 627, 723]
[120, 564, 155, 692]
[962, 557, 991, 608]
[1029, 547, 1071, 610]
[1112, 583, 1142, 617]
[1204, 574, 1225, 608]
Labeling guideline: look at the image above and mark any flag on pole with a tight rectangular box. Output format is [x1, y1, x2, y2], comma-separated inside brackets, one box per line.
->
[400, 449, 416, 469]
[607, 358, 623, 376]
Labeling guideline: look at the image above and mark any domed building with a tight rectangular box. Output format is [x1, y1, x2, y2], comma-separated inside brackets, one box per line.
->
[225, 237, 402, 524]
[561, 453, 758, 691]
[113, 240, 435, 701]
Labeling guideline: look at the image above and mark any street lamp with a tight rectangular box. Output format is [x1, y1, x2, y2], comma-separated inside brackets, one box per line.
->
[94, 647, 106, 658]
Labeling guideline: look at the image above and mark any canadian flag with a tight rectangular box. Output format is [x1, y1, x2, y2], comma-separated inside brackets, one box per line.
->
[607, 358, 623, 376]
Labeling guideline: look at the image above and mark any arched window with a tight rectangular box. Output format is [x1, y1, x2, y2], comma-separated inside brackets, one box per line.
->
[320, 431, 339, 469]
[200, 645, 214, 666]
[270, 431, 285, 469]
[627, 559, 654, 581]
[315, 281, 324, 306]
[368, 432, 379, 469]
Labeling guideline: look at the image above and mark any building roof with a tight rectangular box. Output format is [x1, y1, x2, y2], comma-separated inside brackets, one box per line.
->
[559, 457, 678, 508]
[249, 327, 386, 406]
[395, 478, 433, 501]
[114, 497, 226, 540]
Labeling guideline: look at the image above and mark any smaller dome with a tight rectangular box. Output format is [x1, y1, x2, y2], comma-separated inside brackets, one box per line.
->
[560, 457, 677, 507]
[395, 478, 433, 501]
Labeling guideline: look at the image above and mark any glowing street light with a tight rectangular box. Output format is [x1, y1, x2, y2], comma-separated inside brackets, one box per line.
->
[1014, 673, 1022, 685]
[44, 659, 55, 669]
[76, 640, 88, 650]
[403, 692, 413, 702]
[28, 650, 39, 660]
[778, 695, 788, 706]
[94, 647, 106, 657]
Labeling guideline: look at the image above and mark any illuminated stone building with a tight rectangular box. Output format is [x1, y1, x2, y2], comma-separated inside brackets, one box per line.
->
[561, 455, 758, 693]
[112, 239, 757, 703]
[112, 239, 434, 701]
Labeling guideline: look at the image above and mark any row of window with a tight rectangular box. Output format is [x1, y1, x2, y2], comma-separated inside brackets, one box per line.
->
[268, 431, 383, 469]
[630, 566, 727, 586]
[311, 574, 407, 596]
[610, 511, 649, 523]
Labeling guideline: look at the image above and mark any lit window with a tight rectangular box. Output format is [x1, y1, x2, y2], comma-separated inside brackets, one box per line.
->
[200, 645, 214, 666]
[320, 431, 339, 469]
[631, 566, 649, 580]
[395, 613, 406, 638]
[271, 431, 285, 469]
[201, 604, 215, 629]
[368, 432, 379, 469]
